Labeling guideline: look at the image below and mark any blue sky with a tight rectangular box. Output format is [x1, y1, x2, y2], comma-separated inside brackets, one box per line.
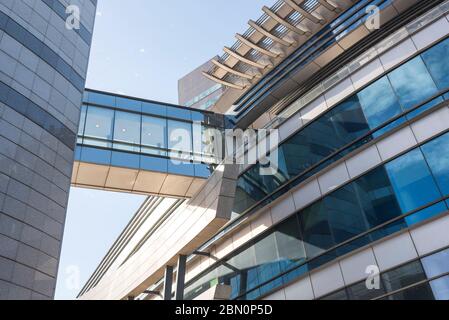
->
[55, 0, 272, 300]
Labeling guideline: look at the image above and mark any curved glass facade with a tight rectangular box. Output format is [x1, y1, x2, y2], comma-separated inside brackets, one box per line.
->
[234, 0, 394, 118]
[185, 131, 449, 300]
[234, 37, 449, 217]
[321, 245, 449, 300]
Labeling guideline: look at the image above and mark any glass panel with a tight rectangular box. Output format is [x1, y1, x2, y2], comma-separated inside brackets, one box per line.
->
[113, 111, 141, 152]
[381, 260, 427, 293]
[347, 280, 385, 300]
[325, 96, 370, 145]
[227, 245, 258, 294]
[84, 106, 114, 147]
[253, 232, 281, 292]
[167, 106, 191, 121]
[87, 92, 115, 106]
[388, 56, 438, 110]
[274, 216, 306, 272]
[406, 96, 444, 120]
[405, 202, 447, 226]
[383, 283, 435, 300]
[384, 148, 441, 213]
[142, 102, 167, 117]
[357, 77, 402, 129]
[421, 132, 449, 196]
[421, 247, 449, 278]
[324, 184, 369, 244]
[299, 202, 335, 259]
[168, 120, 192, 157]
[421, 37, 449, 90]
[353, 166, 403, 228]
[430, 276, 449, 300]
[141, 115, 167, 156]
[78, 105, 87, 136]
[116, 97, 141, 112]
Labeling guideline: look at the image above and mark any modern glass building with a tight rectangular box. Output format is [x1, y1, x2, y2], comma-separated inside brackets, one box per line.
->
[3, 0, 449, 301]
[178, 58, 225, 111]
[0, 0, 97, 299]
[75, 0, 449, 301]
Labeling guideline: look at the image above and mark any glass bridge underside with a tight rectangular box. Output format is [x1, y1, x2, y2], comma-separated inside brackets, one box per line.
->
[72, 89, 225, 198]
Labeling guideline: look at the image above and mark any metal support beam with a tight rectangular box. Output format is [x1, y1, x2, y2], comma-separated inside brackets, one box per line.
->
[223, 47, 270, 69]
[202, 72, 245, 90]
[318, 0, 342, 12]
[248, 20, 295, 46]
[175, 255, 187, 300]
[236, 33, 281, 58]
[283, 0, 325, 24]
[211, 59, 257, 80]
[262, 6, 308, 35]
[163, 265, 174, 300]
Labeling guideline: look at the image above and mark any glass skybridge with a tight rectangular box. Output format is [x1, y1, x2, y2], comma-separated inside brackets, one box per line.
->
[72, 89, 225, 198]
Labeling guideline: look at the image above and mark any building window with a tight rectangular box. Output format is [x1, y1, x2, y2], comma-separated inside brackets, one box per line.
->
[384, 148, 441, 213]
[113, 111, 141, 152]
[421, 132, 449, 196]
[387, 56, 438, 110]
[421, 37, 449, 90]
[421, 247, 449, 278]
[168, 120, 193, 158]
[141, 116, 167, 156]
[84, 106, 114, 147]
[357, 76, 402, 129]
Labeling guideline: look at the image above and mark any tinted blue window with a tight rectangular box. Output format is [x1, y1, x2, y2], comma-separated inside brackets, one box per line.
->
[111, 151, 140, 169]
[191, 111, 205, 122]
[381, 260, 427, 293]
[142, 102, 167, 117]
[167, 106, 191, 121]
[300, 202, 335, 259]
[353, 166, 403, 227]
[113, 111, 141, 152]
[88, 92, 116, 106]
[141, 116, 167, 156]
[405, 202, 448, 226]
[78, 105, 87, 136]
[422, 247, 449, 278]
[388, 57, 438, 110]
[324, 184, 368, 243]
[357, 77, 402, 129]
[384, 148, 441, 213]
[168, 120, 192, 153]
[275, 216, 306, 272]
[326, 96, 370, 145]
[421, 37, 449, 90]
[406, 96, 444, 120]
[421, 132, 449, 196]
[80, 147, 111, 165]
[116, 97, 142, 113]
[253, 233, 282, 291]
[84, 106, 114, 145]
[430, 276, 449, 300]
